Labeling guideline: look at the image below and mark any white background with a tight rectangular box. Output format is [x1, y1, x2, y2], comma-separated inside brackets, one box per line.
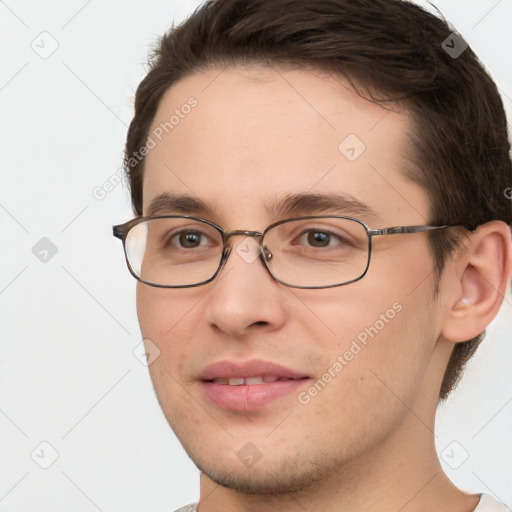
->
[0, 1, 511, 510]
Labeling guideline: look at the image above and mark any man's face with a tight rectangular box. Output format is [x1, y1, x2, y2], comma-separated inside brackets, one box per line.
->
[138, 65, 444, 493]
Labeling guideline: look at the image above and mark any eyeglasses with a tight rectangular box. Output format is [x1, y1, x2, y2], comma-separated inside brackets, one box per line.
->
[113, 215, 456, 289]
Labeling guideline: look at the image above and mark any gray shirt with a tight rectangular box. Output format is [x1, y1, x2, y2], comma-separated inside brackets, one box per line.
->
[172, 494, 511, 512]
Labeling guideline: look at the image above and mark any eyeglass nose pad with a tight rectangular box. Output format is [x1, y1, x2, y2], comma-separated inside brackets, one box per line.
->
[222, 244, 232, 261]
[262, 245, 272, 262]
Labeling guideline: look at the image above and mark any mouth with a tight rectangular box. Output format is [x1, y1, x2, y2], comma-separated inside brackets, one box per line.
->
[208, 375, 307, 385]
[198, 359, 311, 411]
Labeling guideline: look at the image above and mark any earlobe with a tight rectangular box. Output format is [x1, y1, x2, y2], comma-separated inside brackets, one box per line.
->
[441, 221, 512, 343]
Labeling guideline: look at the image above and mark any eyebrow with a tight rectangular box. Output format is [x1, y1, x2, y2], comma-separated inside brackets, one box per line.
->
[265, 192, 379, 221]
[146, 192, 379, 222]
[147, 193, 217, 217]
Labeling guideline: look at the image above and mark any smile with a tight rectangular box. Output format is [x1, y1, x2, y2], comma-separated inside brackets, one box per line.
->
[198, 359, 311, 411]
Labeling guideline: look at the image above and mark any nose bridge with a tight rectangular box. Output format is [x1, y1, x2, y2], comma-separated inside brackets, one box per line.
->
[223, 229, 263, 241]
[218, 229, 270, 279]
[205, 229, 287, 336]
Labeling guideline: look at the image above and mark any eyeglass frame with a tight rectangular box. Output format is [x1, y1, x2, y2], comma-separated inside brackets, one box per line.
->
[113, 215, 459, 289]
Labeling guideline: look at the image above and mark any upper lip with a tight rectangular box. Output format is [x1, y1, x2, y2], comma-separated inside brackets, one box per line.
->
[198, 359, 309, 381]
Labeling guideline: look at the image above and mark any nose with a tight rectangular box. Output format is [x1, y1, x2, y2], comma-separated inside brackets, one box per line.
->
[203, 234, 287, 337]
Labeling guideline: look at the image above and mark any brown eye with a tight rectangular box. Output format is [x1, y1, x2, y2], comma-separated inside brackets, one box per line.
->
[168, 230, 210, 249]
[306, 231, 331, 247]
[177, 231, 203, 248]
[296, 229, 348, 248]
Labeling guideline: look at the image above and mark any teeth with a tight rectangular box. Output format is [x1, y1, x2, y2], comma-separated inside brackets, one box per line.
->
[228, 377, 245, 386]
[210, 376, 289, 385]
[245, 376, 264, 385]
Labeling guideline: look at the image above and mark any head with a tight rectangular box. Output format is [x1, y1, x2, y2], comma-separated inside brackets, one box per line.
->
[120, 0, 512, 497]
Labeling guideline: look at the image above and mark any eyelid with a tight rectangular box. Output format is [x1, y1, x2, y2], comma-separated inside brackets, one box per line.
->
[156, 222, 216, 247]
[288, 221, 361, 246]
[297, 228, 351, 243]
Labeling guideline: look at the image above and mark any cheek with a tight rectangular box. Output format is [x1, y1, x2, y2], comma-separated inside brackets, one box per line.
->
[137, 284, 199, 422]
[136, 284, 194, 383]
[294, 298, 433, 455]
[136, 283, 198, 340]
[136, 282, 158, 336]
[296, 268, 436, 410]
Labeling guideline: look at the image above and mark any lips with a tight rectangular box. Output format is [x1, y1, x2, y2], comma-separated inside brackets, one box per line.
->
[198, 359, 308, 382]
[211, 375, 294, 385]
[198, 359, 311, 411]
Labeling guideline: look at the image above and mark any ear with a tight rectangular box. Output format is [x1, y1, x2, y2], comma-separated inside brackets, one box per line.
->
[440, 220, 512, 343]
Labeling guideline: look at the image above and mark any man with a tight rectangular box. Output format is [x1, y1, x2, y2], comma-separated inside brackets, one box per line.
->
[113, 0, 512, 510]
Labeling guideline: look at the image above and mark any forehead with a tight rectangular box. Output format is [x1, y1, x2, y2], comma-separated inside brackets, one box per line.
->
[143, 65, 428, 226]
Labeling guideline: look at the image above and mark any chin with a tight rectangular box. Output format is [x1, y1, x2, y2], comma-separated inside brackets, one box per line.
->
[184, 441, 340, 496]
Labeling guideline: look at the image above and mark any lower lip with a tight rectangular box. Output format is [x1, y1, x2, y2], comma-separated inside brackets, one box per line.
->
[200, 379, 310, 411]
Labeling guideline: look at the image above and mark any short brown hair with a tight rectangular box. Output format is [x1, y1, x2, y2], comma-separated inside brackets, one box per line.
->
[124, 0, 512, 400]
